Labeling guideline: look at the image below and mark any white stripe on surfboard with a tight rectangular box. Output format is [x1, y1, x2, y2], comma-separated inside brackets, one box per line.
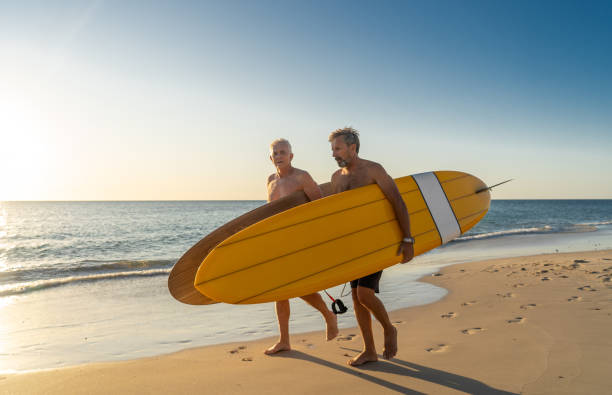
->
[413, 172, 461, 244]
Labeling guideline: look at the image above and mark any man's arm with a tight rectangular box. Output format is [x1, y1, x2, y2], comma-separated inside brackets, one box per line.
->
[370, 164, 414, 263]
[301, 172, 323, 201]
[266, 174, 276, 202]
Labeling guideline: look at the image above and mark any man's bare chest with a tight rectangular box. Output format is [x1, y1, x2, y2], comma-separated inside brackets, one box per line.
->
[268, 177, 301, 200]
[335, 172, 374, 192]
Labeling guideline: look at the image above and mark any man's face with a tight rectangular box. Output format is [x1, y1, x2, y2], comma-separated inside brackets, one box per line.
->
[331, 137, 354, 168]
[270, 142, 293, 169]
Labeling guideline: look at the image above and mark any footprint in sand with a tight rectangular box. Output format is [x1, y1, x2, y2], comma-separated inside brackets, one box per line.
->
[461, 301, 478, 306]
[578, 285, 597, 292]
[507, 317, 526, 324]
[241, 357, 253, 362]
[392, 320, 405, 324]
[426, 344, 449, 353]
[520, 303, 537, 310]
[567, 296, 582, 302]
[574, 259, 589, 264]
[513, 283, 525, 288]
[441, 312, 457, 319]
[337, 334, 357, 341]
[496, 292, 516, 298]
[229, 346, 246, 354]
[462, 328, 485, 335]
[541, 277, 551, 281]
[560, 275, 569, 278]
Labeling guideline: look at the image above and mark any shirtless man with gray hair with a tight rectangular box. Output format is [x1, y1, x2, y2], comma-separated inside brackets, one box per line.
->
[329, 127, 414, 366]
[264, 138, 339, 355]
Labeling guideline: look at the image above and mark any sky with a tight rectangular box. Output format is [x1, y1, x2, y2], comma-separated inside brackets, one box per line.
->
[1, 0, 611, 200]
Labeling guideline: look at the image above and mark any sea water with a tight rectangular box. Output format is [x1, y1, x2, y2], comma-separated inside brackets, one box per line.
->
[1, 200, 611, 372]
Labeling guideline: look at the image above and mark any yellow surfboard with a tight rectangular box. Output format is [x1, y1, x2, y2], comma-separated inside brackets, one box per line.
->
[194, 171, 490, 304]
[168, 183, 331, 305]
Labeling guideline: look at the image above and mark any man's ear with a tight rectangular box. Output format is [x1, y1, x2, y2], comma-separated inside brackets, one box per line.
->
[269, 154, 274, 163]
[290, 152, 294, 161]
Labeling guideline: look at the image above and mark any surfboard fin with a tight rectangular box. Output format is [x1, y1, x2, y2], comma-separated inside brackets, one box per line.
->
[476, 179, 513, 194]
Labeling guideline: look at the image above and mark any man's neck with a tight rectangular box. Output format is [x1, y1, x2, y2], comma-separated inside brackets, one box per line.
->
[276, 165, 294, 178]
[343, 156, 361, 173]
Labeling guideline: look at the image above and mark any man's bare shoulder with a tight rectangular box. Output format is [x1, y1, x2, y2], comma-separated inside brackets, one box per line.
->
[292, 167, 314, 181]
[361, 159, 387, 175]
[292, 167, 309, 176]
[267, 173, 278, 184]
[331, 169, 342, 180]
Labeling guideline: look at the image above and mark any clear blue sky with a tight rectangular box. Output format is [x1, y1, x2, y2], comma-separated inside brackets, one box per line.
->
[1, 0, 611, 200]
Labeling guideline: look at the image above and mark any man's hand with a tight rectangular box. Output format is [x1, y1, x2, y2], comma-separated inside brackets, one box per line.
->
[397, 241, 414, 263]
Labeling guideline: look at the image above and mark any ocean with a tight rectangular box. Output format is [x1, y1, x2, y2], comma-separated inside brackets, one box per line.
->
[1, 200, 611, 372]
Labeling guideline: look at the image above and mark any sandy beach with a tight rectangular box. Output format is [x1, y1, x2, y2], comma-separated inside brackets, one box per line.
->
[3, 249, 611, 394]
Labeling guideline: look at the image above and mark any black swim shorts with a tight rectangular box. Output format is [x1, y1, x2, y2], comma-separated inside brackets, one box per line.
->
[350, 270, 382, 293]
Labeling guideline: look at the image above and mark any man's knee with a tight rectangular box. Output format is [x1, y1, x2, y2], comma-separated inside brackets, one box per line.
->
[354, 286, 375, 304]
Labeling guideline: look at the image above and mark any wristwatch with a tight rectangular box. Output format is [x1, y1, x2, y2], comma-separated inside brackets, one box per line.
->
[402, 237, 415, 244]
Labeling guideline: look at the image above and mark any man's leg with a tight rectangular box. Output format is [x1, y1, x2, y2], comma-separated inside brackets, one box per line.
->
[355, 286, 397, 360]
[300, 293, 339, 340]
[265, 300, 291, 354]
[348, 287, 378, 366]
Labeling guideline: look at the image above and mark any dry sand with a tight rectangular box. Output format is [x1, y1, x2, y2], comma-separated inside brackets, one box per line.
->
[3, 250, 611, 394]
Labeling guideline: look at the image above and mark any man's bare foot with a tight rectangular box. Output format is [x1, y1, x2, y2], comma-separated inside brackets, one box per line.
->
[347, 350, 378, 366]
[264, 341, 291, 355]
[383, 325, 398, 359]
[326, 314, 339, 341]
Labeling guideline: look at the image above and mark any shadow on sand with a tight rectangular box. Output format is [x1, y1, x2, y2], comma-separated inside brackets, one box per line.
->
[272, 349, 517, 395]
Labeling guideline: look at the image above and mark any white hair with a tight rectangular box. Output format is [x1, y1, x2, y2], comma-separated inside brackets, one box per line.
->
[269, 138, 292, 153]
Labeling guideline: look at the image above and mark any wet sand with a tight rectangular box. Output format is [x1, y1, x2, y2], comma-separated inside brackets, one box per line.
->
[3, 250, 611, 394]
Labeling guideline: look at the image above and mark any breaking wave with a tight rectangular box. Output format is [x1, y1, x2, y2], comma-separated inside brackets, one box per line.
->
[456, 226, 553, 241]
[0, 268, 171, 297]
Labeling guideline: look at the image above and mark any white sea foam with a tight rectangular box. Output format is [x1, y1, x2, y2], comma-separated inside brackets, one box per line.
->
[0, 269, 170, 297]
[578, 220, 612, 226]
[456, 226, 553, 241]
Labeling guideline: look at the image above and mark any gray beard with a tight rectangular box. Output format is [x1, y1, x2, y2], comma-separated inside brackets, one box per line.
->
[335, 158, 348, 168]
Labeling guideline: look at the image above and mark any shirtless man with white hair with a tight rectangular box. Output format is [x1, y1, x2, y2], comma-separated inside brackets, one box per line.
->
[264, 138, 339, 355]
